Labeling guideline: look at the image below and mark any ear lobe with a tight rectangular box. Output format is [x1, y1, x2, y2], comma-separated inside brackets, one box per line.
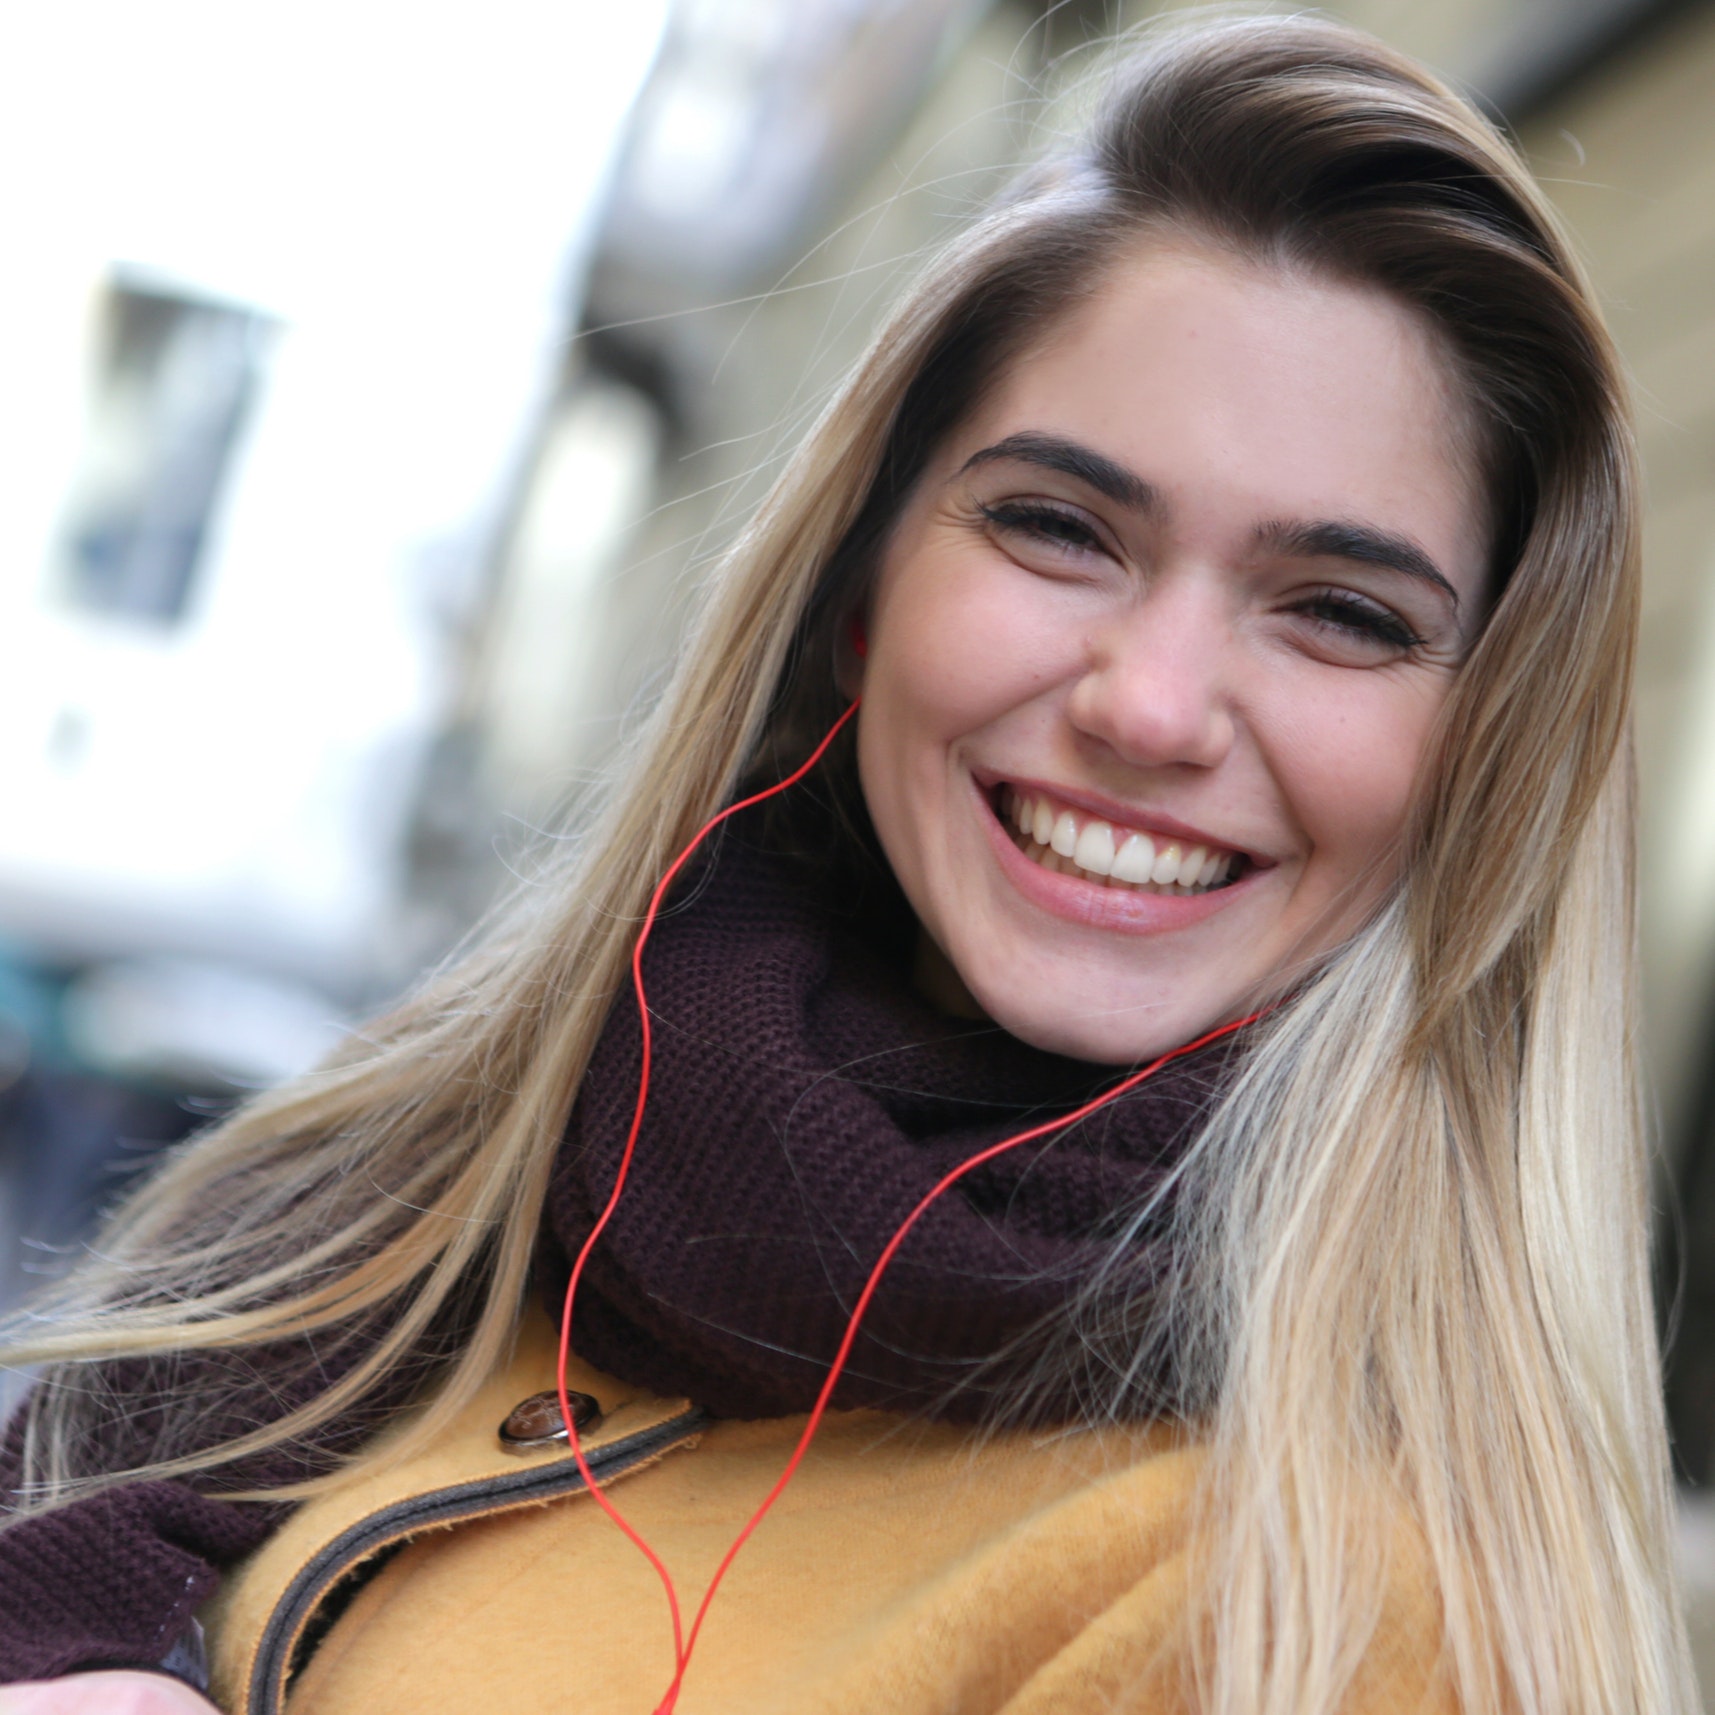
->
[834, 611, 869, 699]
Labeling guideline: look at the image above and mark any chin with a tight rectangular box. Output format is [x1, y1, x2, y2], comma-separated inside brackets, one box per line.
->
[974, 987, 1207, 1067]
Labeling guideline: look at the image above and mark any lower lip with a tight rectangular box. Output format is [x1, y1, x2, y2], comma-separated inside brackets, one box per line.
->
[975, 784, 1263, 935]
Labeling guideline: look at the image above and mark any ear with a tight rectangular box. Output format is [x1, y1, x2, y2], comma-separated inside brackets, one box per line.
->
[835, 610, 869, 698]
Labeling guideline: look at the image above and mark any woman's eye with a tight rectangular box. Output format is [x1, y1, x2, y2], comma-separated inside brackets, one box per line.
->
[979, 499, 1106, 558]
[1292, 588, 1424, 654]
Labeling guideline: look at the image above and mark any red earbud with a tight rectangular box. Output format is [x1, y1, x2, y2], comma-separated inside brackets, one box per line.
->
[849, 616, 868, 659]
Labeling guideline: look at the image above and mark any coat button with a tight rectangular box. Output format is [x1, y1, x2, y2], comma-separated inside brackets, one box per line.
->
[498, 1388, 603, 1451]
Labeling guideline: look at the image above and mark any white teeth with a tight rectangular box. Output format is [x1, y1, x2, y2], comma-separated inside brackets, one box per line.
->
[1002, 785, 1239, 895]
[1072, 819, 1116, 876]
[1111, 831, 1156, 884]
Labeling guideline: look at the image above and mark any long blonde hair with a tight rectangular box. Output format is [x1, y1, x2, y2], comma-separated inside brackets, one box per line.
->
[3, 15, 1693, 1711]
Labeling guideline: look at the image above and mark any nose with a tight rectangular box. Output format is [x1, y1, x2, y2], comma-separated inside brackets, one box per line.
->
[1064, 576, 1236, 771]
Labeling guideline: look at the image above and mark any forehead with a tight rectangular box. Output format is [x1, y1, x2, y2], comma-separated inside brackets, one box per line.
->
[939, 241, 1491, 608]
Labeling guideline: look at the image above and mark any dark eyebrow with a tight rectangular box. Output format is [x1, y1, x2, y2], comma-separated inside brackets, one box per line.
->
[1260, 518, 1460, 610]
[956, 432, 1158, 515]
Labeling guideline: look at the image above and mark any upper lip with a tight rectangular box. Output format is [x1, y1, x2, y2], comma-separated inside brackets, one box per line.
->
[975, 769, 1271, 866]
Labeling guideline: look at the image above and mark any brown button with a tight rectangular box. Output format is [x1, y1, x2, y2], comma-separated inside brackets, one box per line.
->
[498, 1388, 603, 1451]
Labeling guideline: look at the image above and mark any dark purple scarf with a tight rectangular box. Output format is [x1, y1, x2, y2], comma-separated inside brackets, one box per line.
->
[545, 817, 1235, 1423]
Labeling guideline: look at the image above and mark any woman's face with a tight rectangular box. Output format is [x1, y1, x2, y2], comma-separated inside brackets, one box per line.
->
[855, 242, 1492, 1063]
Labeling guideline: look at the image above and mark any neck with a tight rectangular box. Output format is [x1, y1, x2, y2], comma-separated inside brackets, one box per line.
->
[912, 929, 988, 1020]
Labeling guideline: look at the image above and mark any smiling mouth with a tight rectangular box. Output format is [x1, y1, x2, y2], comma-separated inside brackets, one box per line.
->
[995, 785, 1249, 897]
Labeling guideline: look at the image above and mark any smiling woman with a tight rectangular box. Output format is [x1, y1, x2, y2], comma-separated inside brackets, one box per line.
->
[857, 246, 1487, 1062]
[0, 15, 1696, 1715]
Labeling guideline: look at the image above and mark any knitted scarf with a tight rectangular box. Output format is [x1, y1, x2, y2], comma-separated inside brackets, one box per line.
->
[546, 817, 1236, 1423]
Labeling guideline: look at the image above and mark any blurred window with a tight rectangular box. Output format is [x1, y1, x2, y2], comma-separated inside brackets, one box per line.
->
[54, 279, 272, 626]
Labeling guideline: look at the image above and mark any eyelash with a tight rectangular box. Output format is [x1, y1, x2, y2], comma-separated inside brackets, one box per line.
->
[1294, 589, 1424, 651]
[979, 498, 1103, 553]
[980, 499, 1425, 653]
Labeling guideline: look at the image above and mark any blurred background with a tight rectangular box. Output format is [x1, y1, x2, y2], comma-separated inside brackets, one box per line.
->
[1, 0, 1713, 1685]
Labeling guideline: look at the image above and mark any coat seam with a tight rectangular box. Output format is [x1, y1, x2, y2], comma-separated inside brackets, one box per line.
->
[245, 1407, 709, 1715]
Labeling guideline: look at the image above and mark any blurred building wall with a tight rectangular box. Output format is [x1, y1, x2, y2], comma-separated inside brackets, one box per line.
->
[0, 0, 668, 1013]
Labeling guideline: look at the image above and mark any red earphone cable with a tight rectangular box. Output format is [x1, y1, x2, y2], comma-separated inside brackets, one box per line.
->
[556, 697, 1259, 1713]
[555, 699, 862, 1680]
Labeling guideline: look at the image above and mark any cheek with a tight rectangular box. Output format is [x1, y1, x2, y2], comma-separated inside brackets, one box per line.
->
[1280, 674, 1447, 888]
[858, 539, 1076, 892]
[866, 544, 1077, 743]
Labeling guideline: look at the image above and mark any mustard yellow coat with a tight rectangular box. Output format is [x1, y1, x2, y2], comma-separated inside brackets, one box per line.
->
[204, 1312, 1454, 1715]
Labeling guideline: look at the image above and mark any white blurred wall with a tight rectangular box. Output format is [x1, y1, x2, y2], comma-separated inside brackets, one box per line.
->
[0, 0, 667, 1001]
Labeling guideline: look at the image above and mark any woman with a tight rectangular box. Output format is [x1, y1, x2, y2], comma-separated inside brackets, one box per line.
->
[0, 14, 1696, 1713]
